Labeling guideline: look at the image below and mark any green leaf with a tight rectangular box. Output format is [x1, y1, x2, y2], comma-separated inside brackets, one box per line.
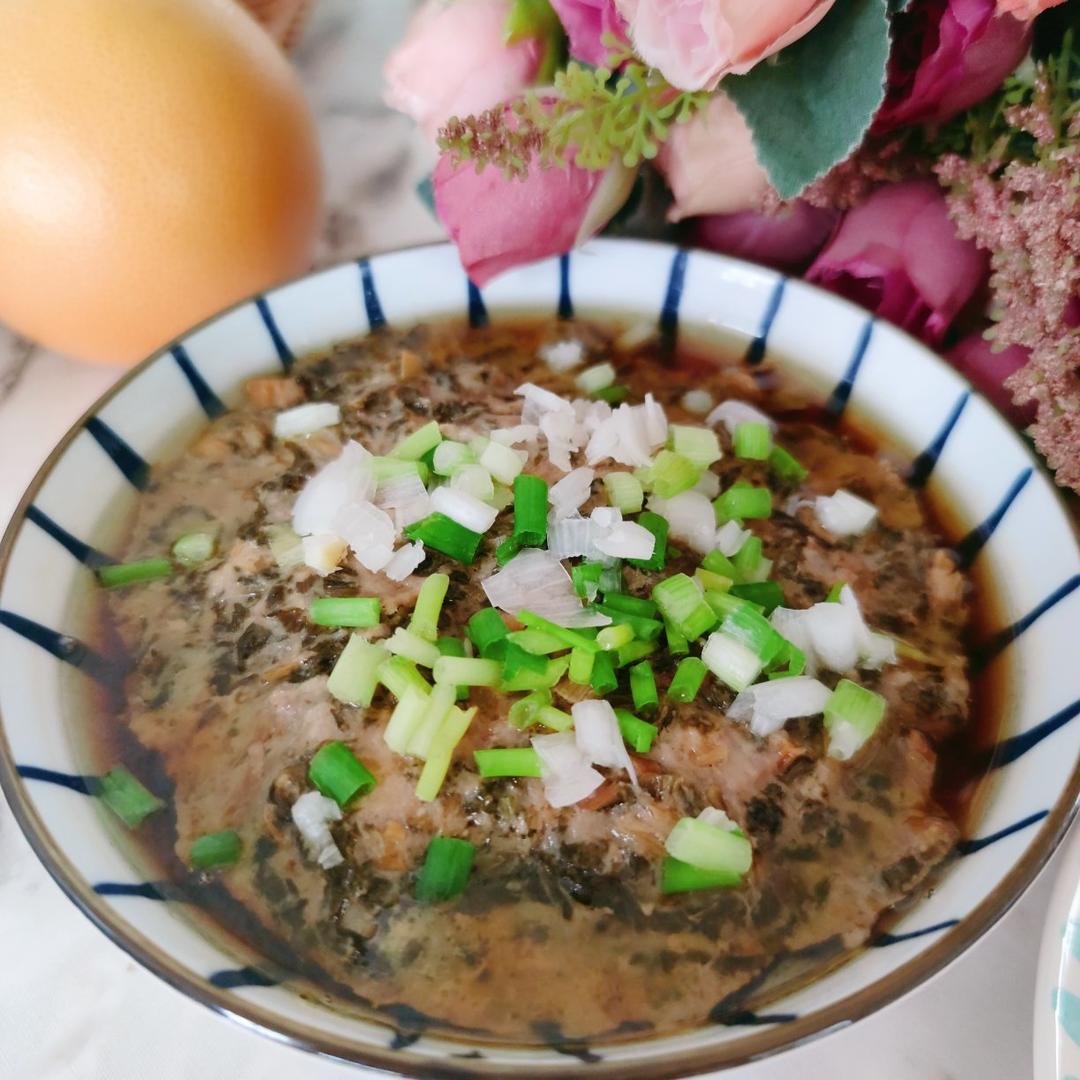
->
[505, 0, 567, 83]
[724, 0, 890, 200]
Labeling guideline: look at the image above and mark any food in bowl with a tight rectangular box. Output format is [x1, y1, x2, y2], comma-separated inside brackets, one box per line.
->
[82, 315, 988, 1045]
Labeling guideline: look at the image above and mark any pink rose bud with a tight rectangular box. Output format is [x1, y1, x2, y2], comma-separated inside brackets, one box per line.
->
[874, 0, 1031, 132]
[383, 0, 543, 142]
[654, 95, 770, 222]
[549, 0, 630, 66]
[434, 146, 637, 286]
[615, 0, 835, 91]
[948, 331, 1035, 426]
[996, 0, 1065, 17]
[692, 201, 839, 273]
[806, 180, 989, 346]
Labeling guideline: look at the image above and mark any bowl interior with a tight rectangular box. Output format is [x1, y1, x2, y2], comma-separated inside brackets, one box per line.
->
[1, 239, 1078, 1078]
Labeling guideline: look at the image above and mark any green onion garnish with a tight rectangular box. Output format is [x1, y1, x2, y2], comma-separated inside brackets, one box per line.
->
[825, 581, 847, 603]
[501, 641, 549, 679]
[591, 383, 629, 404]
[603, 472, 644, 514]
[664, 618, 689, 656]
[568, 646, 595, 684]
[629, 661, 659, 712]
[766, 641, 806, 680]
[665, 816, 752, 874]
[668, 424, 722, 468]
[626, 511, 669, 572]
[309, 596, 381, 628]
[495, 536, 521, 567]
[479, 440, 525, 485]
[823, 679, 886, 760]
[500, 655, 569, 692]
[660, 856, 742, 894]
[575, 362, 615, 394]
[369, 456, 430, 484]
[732, 535, 765, 581]
[572, 561, 605, 600]
[414, 836, 475, 902]
[517, 611, 600, 653]
[599, 563, 624, 594]
[386, 626, 442, 668]
[98, 557, 172, 589]
[730, 581, 785, 615]
[589, 650, 618, 694]
[646, 450, 700, 498]
[377, 654, 431, 701]
[506, 628, 567, 655]
[695, 568, 733, 594]
[432, 440, 474, 476]
[384, 686, 430, 753]
[416, 703, 475, 801]
[432, 655, 503, 687]
[652, 574, 717, 641]
[410, 573, 450, 642]
[667, 656, 707, 703]
[436, 637, 470, 701]
[507, 689, 552, 728]
[538, 704, 573, 731]
[190, 830, 242, 870]
[615, 638, 657, 667]
[328, 638, 389, 706]
[597, 604, 665, 644]
[714, 483, 772, 523]
[390, 420, 442, 461]
[702, 549, 737, 577]
[309, 741, 376, 807]
[405, 683, 456, 759]
[98, 767, 164, 828]
[768, 445, 808, 483]
[404, 513, 484, 564]
[467, 608, 509, 658]
[700, 633, 763, 692]
[597, 623, 635, 651]
[719, 605, 787, 666]
[602, 593, 658, 619]
[172, 531, 216, 567]
[474, 747, 542, 778]
[512, 474, 548, 548]
[614, 707, 658, 753]
[733, 421, 772, 460]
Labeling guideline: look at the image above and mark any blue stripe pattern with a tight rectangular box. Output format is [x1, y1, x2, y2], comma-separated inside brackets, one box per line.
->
[26, 505, 112, 569]
[94, 882, 166, 900]
[908, 391, 970, 487]
[953, 468, 1033, 568]
[254, 296, 294, 371]
[0, 611, 120, 688]
[659, 248, 689, 341]
[85, 417, 149, 490]
[745, 277, 786, 365]
[16, 765, 97, 794]
[957, 809, 1049, 856]
[989, 698, 1080, 769]
[872, 918, 960, 947]
[171, 345, 226, 419]
[558, 253, 573, 319]
[825, 320, 874, 418]
[208, 967, 278, 990]
[358, 258, 386, 330]
[974, 574, 1080, 669]
[467, 280, 489, 328]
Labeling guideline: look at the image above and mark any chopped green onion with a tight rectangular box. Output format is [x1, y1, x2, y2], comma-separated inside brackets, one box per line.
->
[572, 562, 605, 600]
[98, 557, 172, 589]
[500, 655, 569, 692]
[468, 434, 490, 458]
[695, 568, 733, 594]
[512, 474, 548, 547]
[405, 683, 456, 759]
[432, 440, 474, 476]
[436, 637, 470, 701]
[702, 549, 737, 577]
[589, 650, 618, 694]
[507, 689, 552, 729]
[629, 661, 658, 712]
[825, 581, 847, 603]
[614, 707, 658, 753]
[626, 512, 668, 571]
[409, 573, 449, 642]
[495, 536, 521, 567]
[651, 574, 717, 641]
[603, 472, 644, 514]
[328, 637, 389, 706]
[467, 608, 509, 658]
[501, 641, 549, 679]
[576, 362, 616, 394]
[668, 424, 722, 469]
[537, 704, 573, 731]
[703, 590, 749, 620]
[377, 654, 431, 701]
[390, 420, 442, 461]
[701, 633, 763, 692]
[823, 679, 886, 760]
[769, 445, 808, 483]
[601, 592, 659, 618]
[615, 639, 657, 667]
[386, 626, 442, 668]
[766, 641, 806, 680]
[414, 836, 475, 902]
[597, 604, 664, 646]
[517, 611, 600, 653]
[189, 830, 242, 870]
[370, 457, 431, 484]
[719, 605, 786, 666]
[433, 655, 502, 686]
[384, 685, 431, 753]
[309, 596, 381, 628]
[568, 646, 595, 685]
[664, 618, 689, 656]
[714, 483, 772, 523]
[730, 581, 784, 615]
[667, 656, 707, 703]
[416, 704, 475, 801]
[265, 523, 304, 569]
[732, 535, 765, 582]
[597, 623, 635, 651]
[98, 767, 164, 828]
[404, 513, 484, 564]
[660, 856, 742, 894]
[599, 563, 624, 594]
[733, 421, 772, 460]
[479, 440, 525, 485]
[506, 628, 567, 655]
[309, 741, 376, 807]
[646, 449, 700, 498]
[474, 747, 542, 778]
[665, 816, 752, 874]
[172, 531, 215, 567]
[591, 383, 629, 404]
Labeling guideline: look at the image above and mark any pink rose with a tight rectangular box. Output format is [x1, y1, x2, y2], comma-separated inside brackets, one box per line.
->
[434, 146, 636, 286]
[692, 201, 839, 273]
[996, 0, 1064, 16]
[947, 330, 1035, 425]
[383, 0, 542, 142]
[806, 180, 988, 346]
[549, 0, 630, 66]
[616, 0, 835, 91]
[654, 95, 769, 222]
[874, 0, 1031, 133]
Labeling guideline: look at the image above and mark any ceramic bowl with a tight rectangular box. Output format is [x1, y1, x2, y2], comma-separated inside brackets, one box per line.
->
[1, 239, 1078, 1078]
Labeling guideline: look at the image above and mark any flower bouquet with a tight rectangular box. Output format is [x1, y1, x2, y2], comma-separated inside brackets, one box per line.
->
[384, 0, 1079, 490]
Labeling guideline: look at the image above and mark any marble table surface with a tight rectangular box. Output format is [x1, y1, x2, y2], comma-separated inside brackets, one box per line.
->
[0, 3, 1062, 1077]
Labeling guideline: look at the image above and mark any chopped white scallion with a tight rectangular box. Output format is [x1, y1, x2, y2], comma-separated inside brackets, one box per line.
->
[572, 700, 638, 786]
[539, 339, 585, 372]
[615, 319, 656, 351]
[692, 470, 721, 498]
[549, 467, 595, 520]
[301, 533, 347, 576]
[490, 424, 539, 447]
[532, 731, 604, 807]
[430, 486, 499, 533]
[727, 677, 833, 738]
[697, 806, 738, 831]
[839, 586, 897, 669]
[479, 439, 526, 485]
[516, 382, 576, 422]
[814, 489, 878, 537]
[714, 519, 751, 557]
[292, 441, 374, 537]
[647, 491, 716, 555]
[593, 520, 656, 560]
[383, 542, 426, 581]
[374, 471, 431, 530]
[273, 402, 341, 440]
[450, 463, 496, 503]
[291, 791, 344, 869]
[482, 548, 610, 628]
[539, 408, 586, 473]
[575, 362, 616, 394]
[332, 501, 395, 572]
[681, 389, 715, 415]
[706, 400, 777, 438]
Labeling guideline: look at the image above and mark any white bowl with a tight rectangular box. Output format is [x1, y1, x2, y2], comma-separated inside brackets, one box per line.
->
[1, 239, 1078, 1078]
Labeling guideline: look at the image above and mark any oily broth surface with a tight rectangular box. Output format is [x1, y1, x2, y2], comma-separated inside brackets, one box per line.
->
[79, 318, 988, 1045]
